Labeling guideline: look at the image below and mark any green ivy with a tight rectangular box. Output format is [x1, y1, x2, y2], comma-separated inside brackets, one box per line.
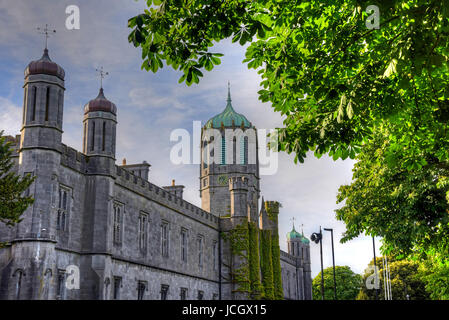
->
[271, 232, 284, 299]
[260, 229, 274, 299]
[248, 222, 263, 299]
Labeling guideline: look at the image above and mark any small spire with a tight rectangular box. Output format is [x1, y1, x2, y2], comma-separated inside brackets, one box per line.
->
[227, 81, 231, 103]
[290, 217, 296, 230]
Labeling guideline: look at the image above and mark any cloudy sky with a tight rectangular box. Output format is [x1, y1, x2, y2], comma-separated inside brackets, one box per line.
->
[0, 0, 382, 277]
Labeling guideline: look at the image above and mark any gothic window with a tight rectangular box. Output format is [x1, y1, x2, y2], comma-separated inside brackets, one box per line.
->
[91, 121, 95, 151]
[137, 281, 146, 300]
[160, 284, 169, 300]
[45, 87, 50, 121]
[113, 277, 121, 300]
[180, 228, 187, 263]
[180, 287, 188, 300]
[31, 86, 37, 121]
[212, 293, 218, 300]
[57, 186, 69, 231]
[83, 123, 87, 153]
[56, 270, 65, 300]
[57, 89, 62, 124]
[221, 136, 226, 165]
[240, 137, 248, 164]
[197, 235, 204, 268]
[161, 222, 169, 257]
[197, 290, 204, 300]
[138, 213, 148, 252]
[213, 241, 218, 271]
[113, 203, 123, 245]
[233, 137, 237, 164]
[102, 121, 106, 151]
[22, 88, 27, 124]
[302, 247, 304, 260]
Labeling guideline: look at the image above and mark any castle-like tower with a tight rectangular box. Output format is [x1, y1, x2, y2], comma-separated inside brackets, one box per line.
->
[200, 84, 260, 221]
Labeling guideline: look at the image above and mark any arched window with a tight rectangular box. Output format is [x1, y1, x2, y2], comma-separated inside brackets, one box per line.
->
[13, 269, 24, 300]
[91, 121, 95, 151]
[32, 86, 37, 121]
[45, 87, 50, 121]
[232, 137, 237, 164]
[83, 123, 87, 153]
[221, 136, 226, 165]
[102, 121, 106, 151]
[22, 88, 27, 124]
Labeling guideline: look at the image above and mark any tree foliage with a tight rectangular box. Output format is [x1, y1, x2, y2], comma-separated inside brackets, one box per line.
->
[312, 265, 362, 300]
[358, 257, 430, 300]
[0, 131, 34, 227]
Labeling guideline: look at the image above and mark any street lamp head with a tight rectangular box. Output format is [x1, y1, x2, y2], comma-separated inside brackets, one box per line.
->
[311, 232, 322, 244]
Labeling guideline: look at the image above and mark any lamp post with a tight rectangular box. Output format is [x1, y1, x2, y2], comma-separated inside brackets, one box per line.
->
[324, 228, 337, 300]
[311, 227, 324, 300]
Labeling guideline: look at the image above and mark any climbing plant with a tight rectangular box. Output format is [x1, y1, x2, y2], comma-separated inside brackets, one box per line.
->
[248, 221, 262, 299]
[260, 229, 274, 299]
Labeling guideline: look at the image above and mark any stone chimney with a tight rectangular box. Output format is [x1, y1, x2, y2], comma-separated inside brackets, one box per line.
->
[163, 179, 185, 199]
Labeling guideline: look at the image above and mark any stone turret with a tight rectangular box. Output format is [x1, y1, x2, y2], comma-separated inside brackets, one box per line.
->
[229, 176, 248, 218]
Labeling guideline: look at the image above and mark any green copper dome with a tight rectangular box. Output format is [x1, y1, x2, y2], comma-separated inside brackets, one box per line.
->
[287, 226, 302, 240]
[301, 235, 310, 244]
[205, 84, 252, 129]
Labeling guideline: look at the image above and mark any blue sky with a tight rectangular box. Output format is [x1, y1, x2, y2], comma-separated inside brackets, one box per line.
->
[0, 0, 382, 278]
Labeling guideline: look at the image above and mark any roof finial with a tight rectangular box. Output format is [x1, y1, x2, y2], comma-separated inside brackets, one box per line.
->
[290, 217, 296, 230]
[95, 66, 109, 89]
[37, 24, 56, 50]
[227, 81, 231, 103]
[301, 223, 304, 236]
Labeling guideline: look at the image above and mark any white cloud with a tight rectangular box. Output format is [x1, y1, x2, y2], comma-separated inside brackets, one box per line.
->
[0, 97, 22, 136]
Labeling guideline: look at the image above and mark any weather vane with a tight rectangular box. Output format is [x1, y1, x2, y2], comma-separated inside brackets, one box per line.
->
[37, 24, 56, 49]
[95, 66, 109, 89]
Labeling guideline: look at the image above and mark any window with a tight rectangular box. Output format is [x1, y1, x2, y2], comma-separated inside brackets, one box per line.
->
[113, 277, 121, 300]
[180, 288, 188, 300]
[113, 204, 123, 245]
[137, 281, 146, 300]
[138, 213, 148, 252]
[197, 290, 204, 300]
[32, 86, 37, 121]
[83, 123, 87, 153]
[161, 222, 169, 257]
[45, 87, 50, 121]
[57, 187, 69, 231]
[102, 121, 106, 151]
[22, 88, 27, 124]
[56, 270, 65, 300]
[181, 228, 187, 263]
[213, 241, 218, 271]
[240, 137, 248, 164]
[160, 284, 169, 300]
[197, 236, 204, 268]
[221, 136, 226, 164]
[91, 121, 95, 151]
[212, 293, 218, 300]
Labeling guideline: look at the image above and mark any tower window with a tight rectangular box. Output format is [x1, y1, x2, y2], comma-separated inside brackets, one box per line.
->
[221, 136, 226, 164]
[22, 88, 27, 124]
[13, 269, 23, 300]
[32, 86, 37, 121]
[83, 123, 87, 153]
[45, 87, 50, 121]
[197, 290, 204, 300]
[102, 121, 106, 151]
[91, 121, 95, 151]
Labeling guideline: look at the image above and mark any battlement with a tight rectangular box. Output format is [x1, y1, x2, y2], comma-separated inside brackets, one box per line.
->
[228, 176, 248, 191]
[60, 143, 88, 172]
[265, 200, 281, 214]
[115, 165, 219, 229]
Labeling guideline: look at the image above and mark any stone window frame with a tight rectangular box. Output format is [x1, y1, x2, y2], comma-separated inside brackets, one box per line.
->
[180, 227, 188, 263]
[180, 287, 188, 300]
[56, 269, 66, 300]
[56, 185, 71, 232]
[161, 220, 170, 258]
[137, 280, 147, 300]
[160, 284, 169, 300]
[138, 212, 148, 253]
[197, 234, 204, 269]
[113, 202, 124, 246]
[212, 240, 218, 271]
[12, 268, 25, 300]
[197, 290, 204, 300]
[113, 276, 122, 300]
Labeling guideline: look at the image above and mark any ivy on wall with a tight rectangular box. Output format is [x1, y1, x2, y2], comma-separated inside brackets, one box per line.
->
[248, 221, 263, 299]
[271, 232, 284, 299]
[260, 229, 274, 299]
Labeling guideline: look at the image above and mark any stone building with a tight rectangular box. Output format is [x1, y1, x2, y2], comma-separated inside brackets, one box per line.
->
[0, 47, 312, 300]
